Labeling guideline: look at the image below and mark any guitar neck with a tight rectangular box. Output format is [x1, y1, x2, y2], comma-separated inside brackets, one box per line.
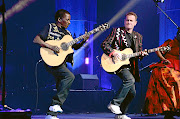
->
[67, 23, 110, 47]
[128, 47, 163, 58]
[67, 28, 100, 46]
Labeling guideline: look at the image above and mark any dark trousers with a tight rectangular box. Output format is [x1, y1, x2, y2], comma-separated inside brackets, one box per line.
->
[111, 68, 136, 114]
[45, 63, 75, 116]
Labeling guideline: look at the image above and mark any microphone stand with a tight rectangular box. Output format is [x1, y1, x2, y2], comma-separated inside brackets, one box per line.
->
[0, 0, 7, 108]
[154, 1, 179, 29]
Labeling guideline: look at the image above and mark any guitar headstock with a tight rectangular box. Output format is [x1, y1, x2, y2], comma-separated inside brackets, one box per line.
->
[159, 45, 171, 52]
[97, 22, 110, 31]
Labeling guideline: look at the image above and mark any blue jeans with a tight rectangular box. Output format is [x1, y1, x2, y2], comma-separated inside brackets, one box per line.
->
[45, 63, 75, 116]
[112, 68, 136, 114]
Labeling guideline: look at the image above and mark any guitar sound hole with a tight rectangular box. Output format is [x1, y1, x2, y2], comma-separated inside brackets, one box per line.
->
[61, 42, 69, 51]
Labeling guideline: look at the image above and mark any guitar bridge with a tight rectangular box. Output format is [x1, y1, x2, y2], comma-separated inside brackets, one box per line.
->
[53, 51, 58, 56]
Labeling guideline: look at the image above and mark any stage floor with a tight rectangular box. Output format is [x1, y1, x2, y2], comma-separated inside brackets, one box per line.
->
[31, 113, 180, 119]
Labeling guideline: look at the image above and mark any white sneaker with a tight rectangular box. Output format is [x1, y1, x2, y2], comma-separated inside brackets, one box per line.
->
[49, 105, 63, 113]
[45, 115, 59, 119]
[108, 103, 122, 114]
[115, 115, 131, 119]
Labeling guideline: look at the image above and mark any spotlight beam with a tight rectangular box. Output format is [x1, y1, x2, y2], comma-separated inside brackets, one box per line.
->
[0, 0, 36, 24]
[74, 0, 141, 57]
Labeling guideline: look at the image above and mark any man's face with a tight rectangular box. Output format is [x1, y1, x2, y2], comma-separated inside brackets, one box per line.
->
[60, 13, 71, 28]
[124, 15, 137, 30]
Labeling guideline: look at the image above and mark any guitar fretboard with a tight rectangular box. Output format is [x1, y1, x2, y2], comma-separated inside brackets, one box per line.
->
[67, 28, 100, 46]
[66, 23, 109, 47]
[127, 47, 168, 58]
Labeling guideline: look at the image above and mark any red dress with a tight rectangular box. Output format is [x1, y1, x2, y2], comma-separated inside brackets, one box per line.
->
[143, 38, 180, 114]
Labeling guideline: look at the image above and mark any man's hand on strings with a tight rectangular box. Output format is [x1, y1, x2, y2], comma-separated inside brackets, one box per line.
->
[112, 51, 123, 61]
[49, 45, 60, 53]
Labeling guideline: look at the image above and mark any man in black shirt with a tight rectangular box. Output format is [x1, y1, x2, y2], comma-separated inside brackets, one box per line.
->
[33, 9, 88, 119]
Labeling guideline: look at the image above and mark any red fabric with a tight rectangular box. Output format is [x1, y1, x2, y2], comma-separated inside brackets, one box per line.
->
[159, 38, 180, 71]
[143, 67, 180, 114]
[143, 39, 180, 114]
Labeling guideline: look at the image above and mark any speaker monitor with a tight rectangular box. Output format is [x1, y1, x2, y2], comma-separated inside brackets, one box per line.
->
[72, 74, 99, 90]
[0, 111, 32, 119]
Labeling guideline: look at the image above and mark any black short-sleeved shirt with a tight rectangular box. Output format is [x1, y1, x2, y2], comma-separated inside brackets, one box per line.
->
[126, 32, 135, 52]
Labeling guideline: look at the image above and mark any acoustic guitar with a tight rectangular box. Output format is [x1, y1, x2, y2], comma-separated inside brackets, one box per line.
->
[101, 46, 171, 72]
[40, 23, 110, 66]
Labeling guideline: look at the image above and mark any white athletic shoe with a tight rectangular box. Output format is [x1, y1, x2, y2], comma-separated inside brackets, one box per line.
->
[45, 115, 59, 119]
[107, 103, 122, 114]
[49, 105, 63, 113]
[115, 115, 131, 119]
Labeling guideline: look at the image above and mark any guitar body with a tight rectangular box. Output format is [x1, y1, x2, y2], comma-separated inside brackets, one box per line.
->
[101, 48, 133, 72]
[40, 35, 74, 66]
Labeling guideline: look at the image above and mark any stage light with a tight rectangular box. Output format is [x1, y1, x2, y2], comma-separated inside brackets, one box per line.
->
[0, 0, 36, 24]
[85, 57, 89, 64]
[153, 0, 164, 3]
